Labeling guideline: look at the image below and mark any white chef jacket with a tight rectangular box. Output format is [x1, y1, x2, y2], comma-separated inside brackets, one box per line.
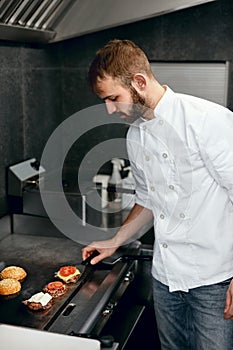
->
[127, 86, 233, 292]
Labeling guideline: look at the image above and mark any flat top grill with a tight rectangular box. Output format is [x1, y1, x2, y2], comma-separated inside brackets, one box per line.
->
[0, 230, 139, 335]
[0, 233, 95, 329]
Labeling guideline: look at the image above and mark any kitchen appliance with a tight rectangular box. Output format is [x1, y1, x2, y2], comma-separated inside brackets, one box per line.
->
[0, 229, 154, 349]
[7, 158, 96, 234]
[3, 159, 156, 349]
[8, 158, 45, 211]
[0, 0, 216, 43]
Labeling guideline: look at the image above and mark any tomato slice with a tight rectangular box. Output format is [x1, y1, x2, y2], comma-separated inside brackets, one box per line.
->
[59, 266, 76, 277]
[47, 281, 64, 290]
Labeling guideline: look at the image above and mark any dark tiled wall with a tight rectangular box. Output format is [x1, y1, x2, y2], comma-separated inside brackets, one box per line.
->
[0, 0, 233, 216]
[0, 41, 62, 214]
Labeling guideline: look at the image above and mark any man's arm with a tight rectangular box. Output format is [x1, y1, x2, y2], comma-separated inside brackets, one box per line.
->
[82, 203, 153, 264]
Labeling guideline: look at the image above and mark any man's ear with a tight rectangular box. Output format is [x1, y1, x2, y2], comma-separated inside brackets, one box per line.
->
[131, 74, 147, 92]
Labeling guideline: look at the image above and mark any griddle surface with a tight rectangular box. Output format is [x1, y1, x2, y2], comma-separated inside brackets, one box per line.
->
[0, 233, 87, 329]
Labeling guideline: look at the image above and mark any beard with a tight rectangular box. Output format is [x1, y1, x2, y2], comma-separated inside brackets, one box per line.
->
[119, 87, 153, 124]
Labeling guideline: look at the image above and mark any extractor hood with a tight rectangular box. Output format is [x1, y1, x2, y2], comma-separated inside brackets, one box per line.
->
[0, 0, 76, 43]
[0, 0, 216, 44]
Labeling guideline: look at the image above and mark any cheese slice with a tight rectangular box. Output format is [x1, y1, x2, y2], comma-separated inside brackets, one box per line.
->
[27, 292, 52, 306]
[56, 268, 81, 283]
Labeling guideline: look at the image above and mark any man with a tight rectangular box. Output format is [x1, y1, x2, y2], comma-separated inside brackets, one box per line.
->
[82, 39, 233, 349]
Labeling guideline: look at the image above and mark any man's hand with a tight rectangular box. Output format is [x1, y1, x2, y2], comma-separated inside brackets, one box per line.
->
[82, 204, 153, 265]
[82, 238, 118, 265]
[224, 279, 233, 319]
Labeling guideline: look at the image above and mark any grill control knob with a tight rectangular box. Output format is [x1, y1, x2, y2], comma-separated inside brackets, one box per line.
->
[124, 271, 134, 282]
[102, 309, 112, 316]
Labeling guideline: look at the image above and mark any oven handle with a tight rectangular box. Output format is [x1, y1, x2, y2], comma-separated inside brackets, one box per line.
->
[102, 253, 153, 265]
[69, 331, 114, 348]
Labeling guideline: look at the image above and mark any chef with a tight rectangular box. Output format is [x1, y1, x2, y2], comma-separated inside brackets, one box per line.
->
[82, 39, 233, 349]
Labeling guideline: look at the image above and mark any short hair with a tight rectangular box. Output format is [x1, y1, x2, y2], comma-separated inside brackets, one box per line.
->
[88, 39, 154, 92]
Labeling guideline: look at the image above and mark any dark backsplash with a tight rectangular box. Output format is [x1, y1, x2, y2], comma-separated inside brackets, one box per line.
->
[0, 0, 232, 216]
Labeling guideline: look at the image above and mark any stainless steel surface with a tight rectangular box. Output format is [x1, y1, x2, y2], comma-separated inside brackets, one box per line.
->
[25, 0, 54, 28]
[0, 0, 74, 43]
[151, 61, 229, 107]
[0, 0, 216, 43]
[8, 159, 90, 233]
[18, 0, 44, 26]
[107, 343, 119, 350]
[8, 0, 35, 25]
[34, 0, 62, 29]
[8, 158, 44, 197]
[0, 0, 18, 22]
[0, 22, 54, 43]
[41, 0, 73, 30]
[53, 0, 216, 43]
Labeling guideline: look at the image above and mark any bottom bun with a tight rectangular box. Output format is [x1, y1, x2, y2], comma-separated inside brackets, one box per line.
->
[0, 278, 21, 295]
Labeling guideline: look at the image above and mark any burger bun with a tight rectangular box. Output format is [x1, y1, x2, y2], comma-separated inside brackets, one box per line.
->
[0, 266, 27, 282]
[0, 278, 21, 296]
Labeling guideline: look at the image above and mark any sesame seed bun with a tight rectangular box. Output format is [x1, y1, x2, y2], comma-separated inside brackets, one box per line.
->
[0, 278, 21, 295]
[0, 266, 27, 282]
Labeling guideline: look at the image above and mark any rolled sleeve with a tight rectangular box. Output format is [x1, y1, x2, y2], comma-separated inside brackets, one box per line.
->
[129, 159, 152, 210]
[126, 128, 152, 210]
[198, 109, 233, 204]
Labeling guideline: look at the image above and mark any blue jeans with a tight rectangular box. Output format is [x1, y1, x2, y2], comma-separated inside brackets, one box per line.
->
[152, 277, 233, 350]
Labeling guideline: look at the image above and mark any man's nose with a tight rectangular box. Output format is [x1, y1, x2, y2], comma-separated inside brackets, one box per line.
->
[105, 101, 117, 114]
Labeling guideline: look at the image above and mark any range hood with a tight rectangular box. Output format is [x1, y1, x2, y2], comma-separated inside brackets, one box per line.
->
[0, 0, 216, 44]
[0, 0, 76, 43]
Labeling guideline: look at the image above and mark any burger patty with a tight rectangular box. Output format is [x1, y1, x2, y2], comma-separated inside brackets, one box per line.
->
[65, 274, 80, 284]
[43, 281, 67, 298]
[23, 299, 53, 311]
